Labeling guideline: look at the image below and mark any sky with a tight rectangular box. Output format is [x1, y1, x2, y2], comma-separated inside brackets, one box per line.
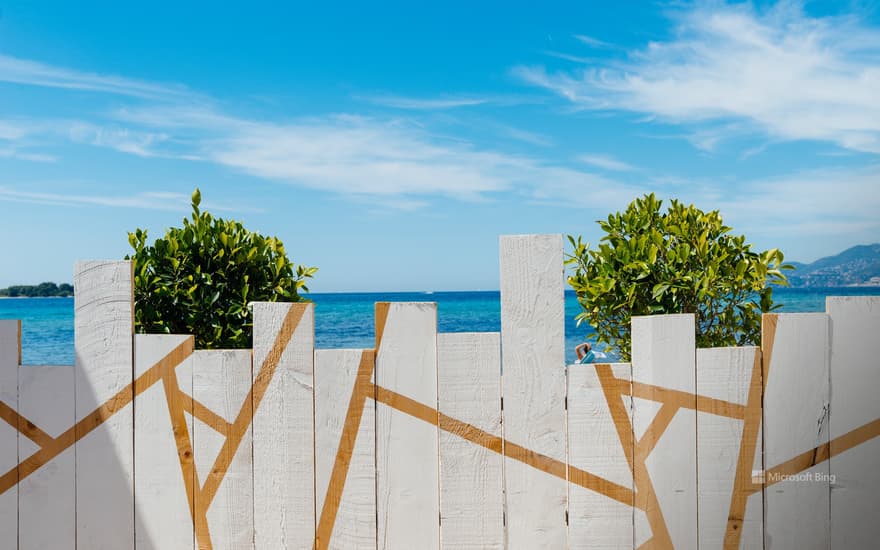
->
[0, 1, 878, 291]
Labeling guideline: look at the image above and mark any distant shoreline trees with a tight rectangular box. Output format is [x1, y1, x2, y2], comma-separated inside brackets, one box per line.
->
[0, 282, 74, 297]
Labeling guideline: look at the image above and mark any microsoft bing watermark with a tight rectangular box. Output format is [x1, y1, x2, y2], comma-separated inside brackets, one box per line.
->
[752, 470, 836, 485]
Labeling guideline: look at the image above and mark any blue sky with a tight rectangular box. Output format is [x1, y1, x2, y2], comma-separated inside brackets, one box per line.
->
[0, 1, 878, 291]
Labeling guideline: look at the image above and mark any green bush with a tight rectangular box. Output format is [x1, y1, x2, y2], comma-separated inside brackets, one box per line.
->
[126, 189, 317, 349]
[566, 193, 791, 360]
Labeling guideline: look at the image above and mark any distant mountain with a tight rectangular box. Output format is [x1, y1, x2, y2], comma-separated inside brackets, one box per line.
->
[787, 244, 880, 287]
[0, 282, 74, 297]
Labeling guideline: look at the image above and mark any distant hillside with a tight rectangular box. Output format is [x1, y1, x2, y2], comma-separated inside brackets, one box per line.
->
[0, 282, 74, 297]
[788, 244, 880, 287]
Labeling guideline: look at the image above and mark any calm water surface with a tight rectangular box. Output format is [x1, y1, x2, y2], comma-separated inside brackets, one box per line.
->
[2, 288, 878, 365]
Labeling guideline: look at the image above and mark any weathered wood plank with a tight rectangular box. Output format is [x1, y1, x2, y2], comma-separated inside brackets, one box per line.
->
[375, 302, 439, 550]
[762, 313, 830, 550]
[192, 349, 254, 550]
[499, 234, 567, 549]
[567, 362, 632, 549]
[314, 349, 376, 550]
[695, 346, 761, 549]
[0, 320, 19, 547]
[437, 332, 503, 550]
[631, 314, 696, 549]
[74, 260, 135, 550]
[18, 365, 75, 550]
[134, 334, 195, 550]
[252, 302, 315, 550]
[827, 297, 880, 549]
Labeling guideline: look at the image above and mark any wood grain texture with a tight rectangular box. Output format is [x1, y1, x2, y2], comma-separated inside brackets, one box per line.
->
[18, 365, 75, 550]
[695, 346, 761, 549]
[0, 320, 19, 547]
[827, 297, 880, 549]
[315, 349, 376, 550]
[252, 302, 315, 550]
[376, 302, 439, 550]
[192, 349, 254, 550]
[568, 362, 632, 550]
[762, 313, 830, 550]
[499, 234, 567, 549]
[631, 314, 696, 550]
[437, 332, 503, 550]
[134, 335, 195, 550]
[74, 260, 135, 550]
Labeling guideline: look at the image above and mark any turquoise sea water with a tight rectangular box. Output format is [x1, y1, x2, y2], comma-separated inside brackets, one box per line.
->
[2, 288, 879, 366]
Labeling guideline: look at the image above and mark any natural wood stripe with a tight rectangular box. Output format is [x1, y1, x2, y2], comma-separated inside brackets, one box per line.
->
[161, 369, 209, 550]
[0, 336, 193, 495]
[751, 417, 880, 493]
[0, 400, 54, 448]
[629, 381, 746, 420]
[182, 396, 233, 435]
[595, 363, 672, 547]
[197, 303, 306, 514]
[314, 350, 375, 550]
[373, 384, 635, 508]
[634, 403, 678, 463]
[723, 348, 765, 548]
[375, 302, 390, 351]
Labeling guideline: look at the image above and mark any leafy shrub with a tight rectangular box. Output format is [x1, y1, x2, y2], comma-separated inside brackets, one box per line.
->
[566, 193, 791, 360]
[126, 189, 316, 349]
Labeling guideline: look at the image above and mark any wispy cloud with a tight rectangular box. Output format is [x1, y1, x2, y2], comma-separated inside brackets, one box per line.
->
[0, 53, 194, 100]
[0, 186, 252, 212]
[516, 3, 880, 153]
[361, 94, 493, 110]
[577, 153, 636, 171]
[574, 34, 612, 48]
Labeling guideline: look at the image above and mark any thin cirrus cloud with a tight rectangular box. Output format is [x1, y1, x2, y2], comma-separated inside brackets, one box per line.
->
[515, 3, 880, 153]
[111, 105, 638, 207]
[577, 153, 636, 172]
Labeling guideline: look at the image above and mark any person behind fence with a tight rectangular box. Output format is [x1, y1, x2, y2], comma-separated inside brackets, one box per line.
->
[575, 341, 596, 364]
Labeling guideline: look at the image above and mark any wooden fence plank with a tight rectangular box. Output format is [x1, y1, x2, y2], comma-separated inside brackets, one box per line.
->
[631, 314, 696, 549]
[827, 297, 880, 548]
[18, 365, 75, 550]
[499, 234, 567, 549]
[437, 332, 503, 550]
[375, 302, 439, 550]
[134, 334, 195, 550]
[314, 349, 376, 550]
[0, 320, 19, 547]
[763, 313, 830, 550]
[568, 362, 633, 549]
[695, 346, 761, 549]
[252, 302, 315, 550]
[74, 260, 135, 550]
[192, 350, 254, 550]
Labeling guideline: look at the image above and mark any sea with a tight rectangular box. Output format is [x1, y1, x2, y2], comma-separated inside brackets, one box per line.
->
[2, 287, 879, 366]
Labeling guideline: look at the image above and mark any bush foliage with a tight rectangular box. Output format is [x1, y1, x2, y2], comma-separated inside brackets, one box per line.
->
[566, 193, 791, 360]
[126, 189, 316, 349]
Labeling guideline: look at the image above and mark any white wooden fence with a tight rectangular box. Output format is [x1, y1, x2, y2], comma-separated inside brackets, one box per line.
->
[0, 234, 878, 549]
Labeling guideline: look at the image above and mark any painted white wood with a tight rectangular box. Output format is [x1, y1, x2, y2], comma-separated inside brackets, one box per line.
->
[192, 349, 254, 550]
[763, 313, 830, 550]
[827, 297, 880, 549]
[631, 313, 696, 550]
[437, 332, 503, 550]
[252, 302, 315, 550]
[74, 260, 135, 550]
[18, 365, 75, 550]
[134, 334, 194, 550]
[567, 362, 632, 550]
[0, 320, 19, 548]
[695, 346, 761, 549]
[314, 349, 376, 550]
[376, 302, 439, 550]
[499, 234, 567, 549]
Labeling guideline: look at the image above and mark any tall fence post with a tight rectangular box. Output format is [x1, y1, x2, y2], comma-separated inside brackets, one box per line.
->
[500, 234, 567, 549]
